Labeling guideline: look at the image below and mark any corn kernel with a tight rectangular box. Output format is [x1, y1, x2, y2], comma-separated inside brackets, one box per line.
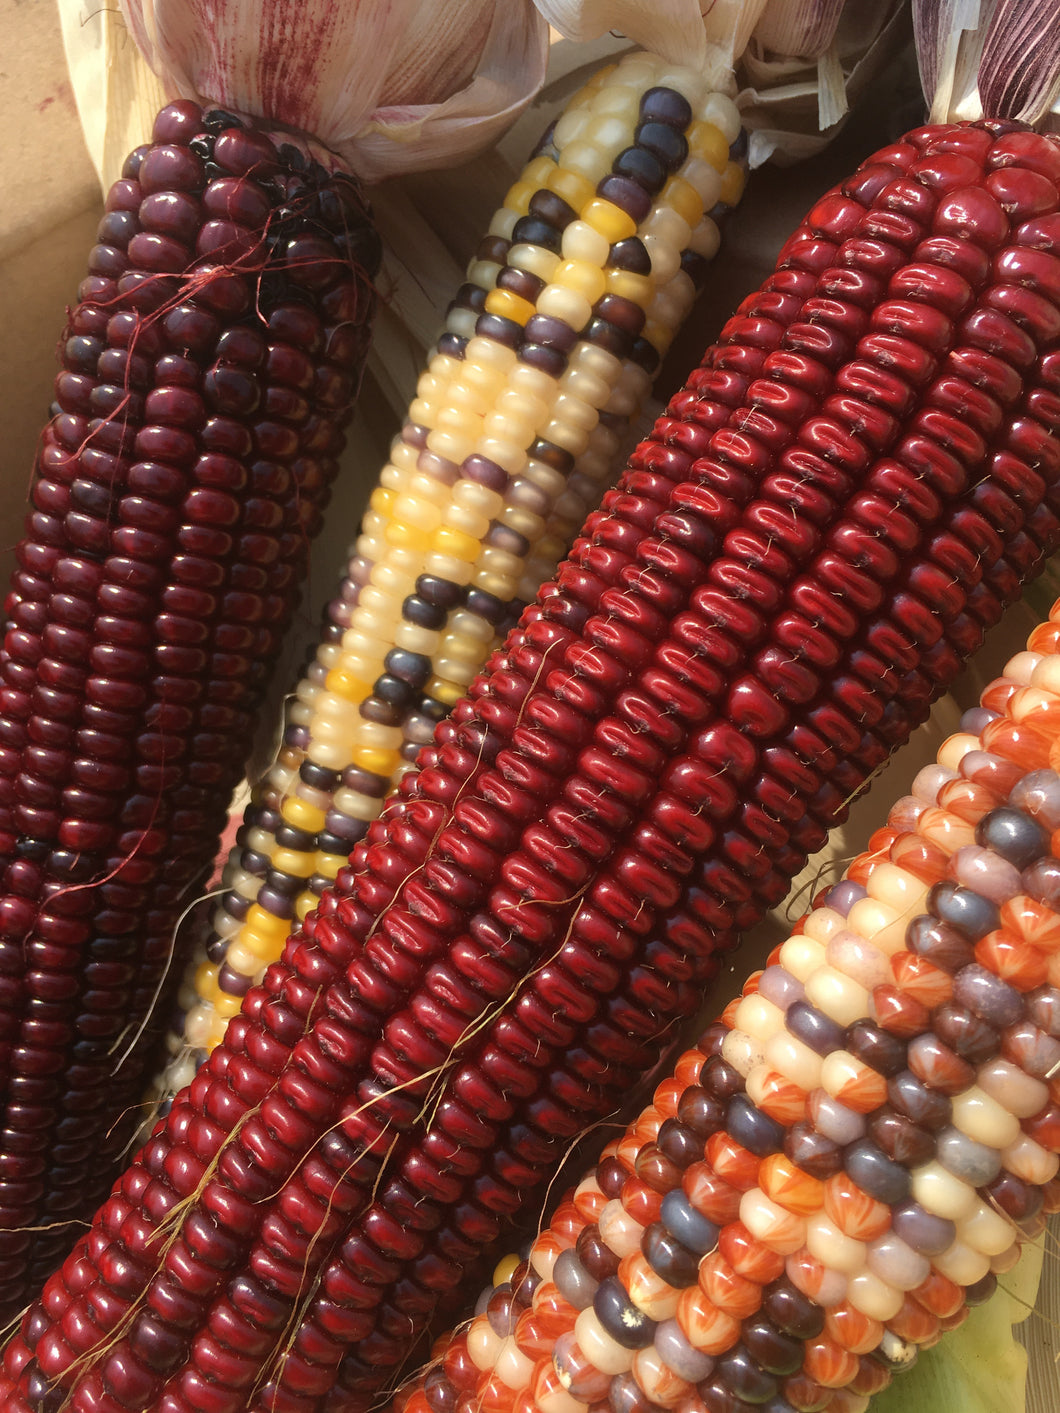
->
[661, 175, 704, 228]
[605, 269, 653, 305]
[580, 196, 637, 243]
[720, 160, 745, 207]
[433, 525, 483, 561]
[503, 179, 537, 215]
[688, 120, 729, 170]
[385, 521, 433, 552]
[546, 167, 595, 210]
[324, 668, 371, 702]
[281, 798, 326, 833]
[351, 745, 402, 776]
[272, 848, 315, 878]
[484, 288, 536, 325]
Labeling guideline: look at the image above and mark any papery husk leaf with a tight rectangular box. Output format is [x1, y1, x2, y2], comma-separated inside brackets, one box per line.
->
[58, 1, 167, 190]
[740, 0, 908, 163]
[979, 0, 1060, 124]
[118, 0, 549, 181]
[752, 0, 846, 59]
[913, 0, 984, 121]
[872, 1239, 1044, 1413]
[533, 0, 772, 74]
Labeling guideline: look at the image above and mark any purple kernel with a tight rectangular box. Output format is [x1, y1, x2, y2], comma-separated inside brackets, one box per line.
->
[952, 963, 1023, 1028]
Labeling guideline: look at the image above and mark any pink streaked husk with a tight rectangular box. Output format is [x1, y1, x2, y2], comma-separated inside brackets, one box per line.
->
[120, 0, 549, 181]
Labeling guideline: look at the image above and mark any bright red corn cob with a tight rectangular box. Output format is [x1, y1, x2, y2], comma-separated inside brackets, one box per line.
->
[0, 100, 378, 1312]
[390, 609, 1060, 1413]
[5, 119, 1060, 1413]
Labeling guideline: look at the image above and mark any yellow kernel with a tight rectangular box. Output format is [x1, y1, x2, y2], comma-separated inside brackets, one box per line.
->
[245, 903, 292, 940]
[720, 161, 746, 207]
[214, 992, 243, 1019]
[688, 121, 729, 171]
[368, 486, 395, 515]
[661, 176, 704, 229]
[484, 288, 536, 325]
[324, 669, 370, 702]
[503, 179, 537, 216]
[546, 168, 595, 210]
[296, 890, 318, 922]
[207, 1011, 230, 1050]
[240, 928, 282, 962]
[604, 268, 654, 306]
[433, 525, 483, 561]
[523, 155, 557, 187]
[385, 521, 433, 552]
[553, 259, 606, 304]
[271, 847, 315, 879]
[315, 852, 345, 880]
[493, 1253, 521, 1287]
[351, 745, 402, 776]
[580, 197, 637, 244]
[281, 797, 326, 833]
[427, 676, 466, 706]
[194, 962, 219, 1002]
[392, 494, 442, 532]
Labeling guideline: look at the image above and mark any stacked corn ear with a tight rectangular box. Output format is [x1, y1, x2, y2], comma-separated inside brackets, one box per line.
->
[5, 118, 1060, 1413]
[153, 51, 746, 1103]
[392, 614, 1060, 1413]
[0, 100, 379, 1314]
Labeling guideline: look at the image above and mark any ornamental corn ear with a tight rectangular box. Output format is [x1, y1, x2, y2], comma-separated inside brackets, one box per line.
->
[0, 101, 379, 1314]
[392, 610, 1060, 1413]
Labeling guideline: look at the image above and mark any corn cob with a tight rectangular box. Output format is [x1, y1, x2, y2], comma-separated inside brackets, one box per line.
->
[0, 101, 379, 1313]
[390, 612, 1060, 1413]
[153, 52, 746, 1099]
[5, 119, 1060, 1413]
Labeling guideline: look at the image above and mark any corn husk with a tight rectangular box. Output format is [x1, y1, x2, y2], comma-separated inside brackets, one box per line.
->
[915, 0, 1060, 126]
[60, 0, 549, 185]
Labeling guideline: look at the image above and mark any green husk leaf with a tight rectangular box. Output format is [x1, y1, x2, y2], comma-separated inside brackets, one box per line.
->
[873, 1239, 1045, 1413]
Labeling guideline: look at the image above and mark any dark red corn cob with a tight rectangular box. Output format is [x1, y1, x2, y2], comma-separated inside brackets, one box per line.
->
[5, 122, 1060, 1413]
[0, 101, 379, 1313]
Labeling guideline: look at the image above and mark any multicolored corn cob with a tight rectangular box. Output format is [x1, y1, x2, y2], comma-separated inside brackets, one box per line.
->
[391, 612, 1060, 1413]
[0, 101, 379, 1312]
[152, 51, 745, 1099]
[4, 118, 1060, 1413]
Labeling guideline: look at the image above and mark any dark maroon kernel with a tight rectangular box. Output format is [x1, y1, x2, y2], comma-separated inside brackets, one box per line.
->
[906, 914, 976, 972]
[716, 1347, 779, 1405]
[741, 1318, 804, 1377]
[887, 1070, 953, 1129]
[762, 1281, 825, 1340]
[783, 1124, 842, 1179]
[844, 1019, 906, 1076]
